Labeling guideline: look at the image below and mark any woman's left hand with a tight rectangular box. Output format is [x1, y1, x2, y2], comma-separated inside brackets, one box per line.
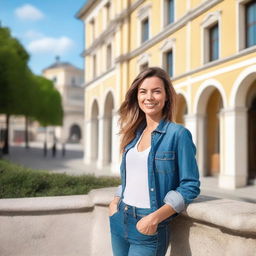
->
[136, 213, 159, 235]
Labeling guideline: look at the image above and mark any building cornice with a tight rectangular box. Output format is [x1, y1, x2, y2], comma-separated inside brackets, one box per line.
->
[81, 0, 145, 56]
[85, 37, 256, 88]
[115, 0, 223, 63]
[172, 45, 256, 82]
[76, 0, 101, 20]
[85, 66, 115, 87]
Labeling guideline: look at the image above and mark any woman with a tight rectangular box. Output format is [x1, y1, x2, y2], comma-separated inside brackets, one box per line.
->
[108, 67, 200, 256]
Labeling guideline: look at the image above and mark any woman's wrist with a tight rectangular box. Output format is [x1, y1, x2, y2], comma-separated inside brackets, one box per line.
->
[150, 204, 176, 224]
[111, 196, 120, 205]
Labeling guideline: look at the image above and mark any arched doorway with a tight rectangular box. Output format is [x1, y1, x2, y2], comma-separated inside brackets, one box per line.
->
[206, 89, 223, 176]
[176, 94, 188, 125]
[91, 100, 99, 161]
[232, 66, 256, 186]
[103, 92, 114, 164]
[69, 124, 81, 142]
[196, 85, 224, 176]
[247, 81, 256, 184]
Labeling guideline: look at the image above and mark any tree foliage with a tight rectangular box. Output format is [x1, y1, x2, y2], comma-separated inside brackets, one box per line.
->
[0, 26, 63, 153]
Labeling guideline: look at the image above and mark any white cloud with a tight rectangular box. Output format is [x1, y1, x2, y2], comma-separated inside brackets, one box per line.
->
[27, 36, 74, 55]
[24, 30, 44, 40]
[15, 4, 44, 21]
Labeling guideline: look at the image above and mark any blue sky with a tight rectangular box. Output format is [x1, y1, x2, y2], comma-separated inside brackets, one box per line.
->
[0, 0, 87, 74]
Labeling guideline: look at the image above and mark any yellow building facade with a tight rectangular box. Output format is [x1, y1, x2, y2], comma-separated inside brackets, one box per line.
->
[77, 0, 256, 188]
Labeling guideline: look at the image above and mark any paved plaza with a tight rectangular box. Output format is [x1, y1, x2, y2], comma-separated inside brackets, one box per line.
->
[2, 142, 256, 203]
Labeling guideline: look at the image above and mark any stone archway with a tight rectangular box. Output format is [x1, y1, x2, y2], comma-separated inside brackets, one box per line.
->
[69, 124, 82, 142]
[91, 100, 99, 161]
[103, 92, 114, 165]
[176, 94, 188, 125]
[246, 81, 256, 184]
[195, 85, 224, 177]
[229, 67, 256, 186]
[205, 89, 223, 176]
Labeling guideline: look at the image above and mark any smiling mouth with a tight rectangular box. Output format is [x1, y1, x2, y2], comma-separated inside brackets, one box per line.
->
[144, 103, 157, 107]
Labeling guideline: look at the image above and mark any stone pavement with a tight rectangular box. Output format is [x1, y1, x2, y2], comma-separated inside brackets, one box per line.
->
[2, 142, 256, 204]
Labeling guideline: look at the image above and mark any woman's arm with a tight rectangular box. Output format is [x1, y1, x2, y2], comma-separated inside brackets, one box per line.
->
[137, 128, 200, 235]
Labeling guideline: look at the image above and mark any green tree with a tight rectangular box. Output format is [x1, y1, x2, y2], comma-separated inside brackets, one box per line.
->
[34, 75, 63, 127]
[0, 27, 63, 154]
[0, 27, 30, 153]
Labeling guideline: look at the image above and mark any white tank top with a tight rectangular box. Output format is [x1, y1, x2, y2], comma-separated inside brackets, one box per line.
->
[123, 131, 151, 208]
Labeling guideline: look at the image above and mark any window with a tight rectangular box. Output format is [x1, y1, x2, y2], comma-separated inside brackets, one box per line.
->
[137, 4, 151, 46]
[90, 19, 95, 41]
[93, 54, 97, 79]
[209, 24, 219, 61]
[160, 38, 175, 77]
[237, 0, 256, 50]
[245, 1, 256, 47]
[166, 0, 174, 25]
[201, 11, 221, 64]
[140, 62, 149, 71]
[166, 50, 173, 77]
[137, 53, 150, 72]
[105, 2, 111, 24]
[141, 18, 149, 43]
[106, 44, 112, 70]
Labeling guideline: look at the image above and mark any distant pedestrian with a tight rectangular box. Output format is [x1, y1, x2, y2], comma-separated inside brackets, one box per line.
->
[52, 142, 56, 157]
[43, 141, 47, 157]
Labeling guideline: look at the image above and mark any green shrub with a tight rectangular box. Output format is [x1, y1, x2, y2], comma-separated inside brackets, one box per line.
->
[0, 160, 121, 198]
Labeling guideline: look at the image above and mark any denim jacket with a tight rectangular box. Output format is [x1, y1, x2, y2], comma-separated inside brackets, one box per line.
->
[115, 119, 200, 219]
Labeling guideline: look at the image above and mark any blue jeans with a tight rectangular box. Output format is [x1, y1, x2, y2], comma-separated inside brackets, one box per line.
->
[109, 200, 170, 256]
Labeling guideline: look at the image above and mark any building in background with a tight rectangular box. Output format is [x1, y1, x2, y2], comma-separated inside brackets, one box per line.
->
[76, 0, 256, 188]
[43, 57, 84, 144]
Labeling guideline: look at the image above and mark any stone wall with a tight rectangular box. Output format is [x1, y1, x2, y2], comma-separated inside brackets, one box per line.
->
[0, 188, 255, 256]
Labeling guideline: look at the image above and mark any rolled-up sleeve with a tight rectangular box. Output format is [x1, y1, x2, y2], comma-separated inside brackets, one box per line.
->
[163, 128, 200, 213]
[114, 185, 122, 197]
[163, 190, 185, 213]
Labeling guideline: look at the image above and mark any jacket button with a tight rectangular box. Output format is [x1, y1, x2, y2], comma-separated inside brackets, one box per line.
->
[150, 188, 154, 192]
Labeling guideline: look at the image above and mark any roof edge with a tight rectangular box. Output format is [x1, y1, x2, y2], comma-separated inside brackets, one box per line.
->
[76, 0, 99, 20]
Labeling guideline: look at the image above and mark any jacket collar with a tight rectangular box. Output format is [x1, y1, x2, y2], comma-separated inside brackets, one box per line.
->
[154, 119, 170, 133]
[135, 118, 170, 135]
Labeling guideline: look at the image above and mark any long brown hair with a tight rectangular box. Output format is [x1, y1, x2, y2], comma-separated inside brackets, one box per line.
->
[118, 67, 177, 153]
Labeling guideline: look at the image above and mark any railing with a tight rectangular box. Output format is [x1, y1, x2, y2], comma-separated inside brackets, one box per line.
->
[0, 187, 255, 256]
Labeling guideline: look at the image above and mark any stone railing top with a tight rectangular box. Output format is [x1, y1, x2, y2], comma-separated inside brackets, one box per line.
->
[183, 195, 256, 234]
[0, 195, 91, 213]
[0, 187, 114, 214]
[0, 187, 255, 235]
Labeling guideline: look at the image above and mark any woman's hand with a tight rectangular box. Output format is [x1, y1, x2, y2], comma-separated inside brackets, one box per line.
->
[136, 204, 176, 235]
[108, 197, 120, 217]
[136, 213, 159, 235]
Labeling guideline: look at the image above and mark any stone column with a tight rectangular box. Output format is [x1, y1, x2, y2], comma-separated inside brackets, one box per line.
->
[97, 115, 106, 169]
[184, 114, 206, 177]
[111, 111, 121, 175]
[84, 119, 92, 164]
[218, 107, 248, 188]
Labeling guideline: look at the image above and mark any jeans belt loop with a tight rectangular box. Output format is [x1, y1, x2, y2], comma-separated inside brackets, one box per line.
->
[133, 206, 136, 218]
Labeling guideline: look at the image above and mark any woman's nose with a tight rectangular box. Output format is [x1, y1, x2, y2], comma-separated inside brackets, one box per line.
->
[146, 92, 153, 99]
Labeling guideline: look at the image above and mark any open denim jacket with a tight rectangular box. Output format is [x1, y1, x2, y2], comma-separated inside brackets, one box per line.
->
[115, 119, 200, 221]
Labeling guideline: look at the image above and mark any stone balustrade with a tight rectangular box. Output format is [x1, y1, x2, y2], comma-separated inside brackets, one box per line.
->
[0, 187, 255, 256]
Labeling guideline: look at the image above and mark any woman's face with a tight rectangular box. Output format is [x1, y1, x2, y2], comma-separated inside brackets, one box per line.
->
[137, 76, 167, 120]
